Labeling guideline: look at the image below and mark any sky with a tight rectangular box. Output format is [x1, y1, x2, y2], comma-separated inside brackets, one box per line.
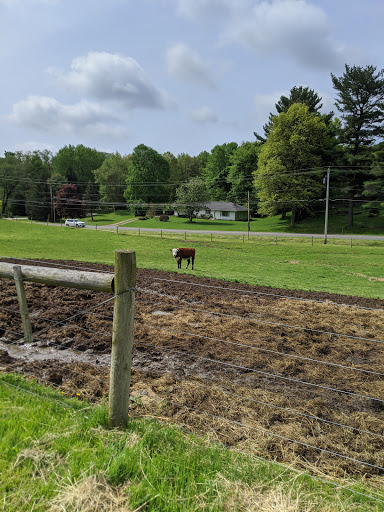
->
[0, 0, 383, 158]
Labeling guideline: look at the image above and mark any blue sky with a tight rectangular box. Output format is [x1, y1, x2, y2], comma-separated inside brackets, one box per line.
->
[1, 0, 383, 158]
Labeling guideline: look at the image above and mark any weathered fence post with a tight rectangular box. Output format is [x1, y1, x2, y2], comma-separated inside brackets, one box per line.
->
[109, 249, 136, 427]
[12, 266, 33, 343]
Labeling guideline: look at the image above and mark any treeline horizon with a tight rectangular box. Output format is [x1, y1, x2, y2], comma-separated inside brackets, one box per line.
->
[1, 64, 383, 228]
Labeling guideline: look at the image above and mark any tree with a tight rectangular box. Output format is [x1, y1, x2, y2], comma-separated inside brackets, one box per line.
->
[25, 152, 52, 221]
[0, 152, 27, 216]
[93, 152, 130, 204]
[173, 177, 209, 222]
[52, 144, 107, 195]
[255, 86, 331, 142]
[362, 142, 384, 213]
[254, 103, 329, 227]
[202, 142, 238, 200]
[331, 64, 384, 226]
[124, 144, 170, 204]
[55, 184, 85, 219]
[227, 142, 262, 204]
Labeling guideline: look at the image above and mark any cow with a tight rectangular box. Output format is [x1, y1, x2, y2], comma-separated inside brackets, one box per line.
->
[170, 248, 195, 270]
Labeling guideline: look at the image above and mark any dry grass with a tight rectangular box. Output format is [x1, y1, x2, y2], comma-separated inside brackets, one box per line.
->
[49, 474, 131, 512]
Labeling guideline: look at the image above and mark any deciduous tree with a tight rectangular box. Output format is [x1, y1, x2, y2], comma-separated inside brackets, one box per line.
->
[174, 177, 209, 222]
[124, 144, 170, 204]
[55, 184, 85, 219]
[254, 104, 328, 227]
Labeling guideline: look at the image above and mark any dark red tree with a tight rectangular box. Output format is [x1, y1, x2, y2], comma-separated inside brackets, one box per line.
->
[55, 184, 86, 219]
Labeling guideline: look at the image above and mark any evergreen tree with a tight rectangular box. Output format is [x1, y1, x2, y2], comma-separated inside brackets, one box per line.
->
[331, 64, 384, 226]
[362, 142, 384, 214]
[255, 86, 332, 142]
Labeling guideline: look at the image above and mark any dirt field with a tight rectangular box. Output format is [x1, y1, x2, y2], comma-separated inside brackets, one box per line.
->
[1, 258, 384, 482]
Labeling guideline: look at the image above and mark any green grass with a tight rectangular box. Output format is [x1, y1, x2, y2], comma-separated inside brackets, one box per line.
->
[80, 208, 384, 235]
[1, 374, 382, 511]
[0, 220, 384, 298]
[1, 220, 383, 298]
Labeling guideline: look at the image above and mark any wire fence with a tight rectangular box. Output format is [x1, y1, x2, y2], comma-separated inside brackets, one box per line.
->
[0, 256, 383, 505]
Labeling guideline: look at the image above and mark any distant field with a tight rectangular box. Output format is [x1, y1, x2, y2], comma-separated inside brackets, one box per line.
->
[1, 220, 383, 298]
[79, 208, 384, 235]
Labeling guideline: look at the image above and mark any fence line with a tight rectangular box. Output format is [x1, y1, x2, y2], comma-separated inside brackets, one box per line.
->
[148, 301, 384, 346]
[135, 339, 384, 404]
[151, 277, 384, 312]
[1, 255, 383, 501]
[144, 393, 384, 473]
[139, 321, 384, 377]
[3, 313, 383, 441]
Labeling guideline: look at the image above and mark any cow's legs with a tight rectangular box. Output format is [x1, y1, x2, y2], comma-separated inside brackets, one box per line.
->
[185, 257, 190, 269]
[177, 258, 182, 269]
[191, 256, 195, 270]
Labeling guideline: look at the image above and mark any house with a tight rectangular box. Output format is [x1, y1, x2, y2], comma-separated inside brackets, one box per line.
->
[190, 201, 249, 221]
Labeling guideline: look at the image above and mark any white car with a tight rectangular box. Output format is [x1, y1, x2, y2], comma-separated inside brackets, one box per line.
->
[64, 218, 86, 228]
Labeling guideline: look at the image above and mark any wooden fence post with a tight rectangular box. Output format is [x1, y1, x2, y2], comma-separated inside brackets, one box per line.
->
[108, 250, 136, 427]
[12, 266, 33, 343]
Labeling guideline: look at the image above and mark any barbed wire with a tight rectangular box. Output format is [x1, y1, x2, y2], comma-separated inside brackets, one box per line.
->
[140, 321, 384, 377]
[144, 393, 384, 473]
[148, 301, 384, 347]
[180, 379, 384, 440]
[135, 338, 384, 404]
[150, 278, 384, 312]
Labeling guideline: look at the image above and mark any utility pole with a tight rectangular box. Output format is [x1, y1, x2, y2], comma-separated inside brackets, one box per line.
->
[324, 167, 330, 244]
[49, 184, 54, 223]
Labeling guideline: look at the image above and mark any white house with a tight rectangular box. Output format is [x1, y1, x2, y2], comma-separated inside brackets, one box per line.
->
[175, 201, 248, 221]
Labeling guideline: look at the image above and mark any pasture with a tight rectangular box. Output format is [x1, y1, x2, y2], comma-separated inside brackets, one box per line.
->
[1, 220, 383, 298]
[1, 220, 384, 509]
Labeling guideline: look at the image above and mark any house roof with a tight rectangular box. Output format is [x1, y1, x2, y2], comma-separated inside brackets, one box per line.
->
[204, 201, 248, 212]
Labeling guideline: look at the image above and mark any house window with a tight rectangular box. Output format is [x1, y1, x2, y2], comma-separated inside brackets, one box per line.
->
[205, 209, 211, 215]
[221, 211, 229, 217]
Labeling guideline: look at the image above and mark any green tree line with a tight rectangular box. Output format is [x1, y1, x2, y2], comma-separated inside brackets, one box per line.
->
[1, 64, 383, 226]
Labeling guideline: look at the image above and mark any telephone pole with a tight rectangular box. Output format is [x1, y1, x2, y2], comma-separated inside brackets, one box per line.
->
[324, 167, 330, 244]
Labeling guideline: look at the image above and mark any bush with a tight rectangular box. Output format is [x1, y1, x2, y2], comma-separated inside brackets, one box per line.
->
[138, 216, 147, 221]
[159, 215, 169, 222]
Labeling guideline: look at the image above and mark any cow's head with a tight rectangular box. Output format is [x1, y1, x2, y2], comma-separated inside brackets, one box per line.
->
[171, 248, 179, 258]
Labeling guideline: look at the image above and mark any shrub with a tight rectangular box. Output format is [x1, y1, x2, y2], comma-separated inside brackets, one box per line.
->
[159, 215, 169, 222]
[138, 216, 147, 221]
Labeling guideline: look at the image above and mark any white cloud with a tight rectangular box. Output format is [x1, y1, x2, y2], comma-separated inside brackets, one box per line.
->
[166, 43, 216, 87]
[220, 0, 346, 69]
[49, 51, 176, 110]
[174, 0, 239, 20]
[189, 106, 218, 123]
[9, 96, 126, 138]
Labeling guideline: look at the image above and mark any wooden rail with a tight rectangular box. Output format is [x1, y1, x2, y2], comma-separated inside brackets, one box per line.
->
[0, 252, 136, 428]
[0, 262, 114, 292]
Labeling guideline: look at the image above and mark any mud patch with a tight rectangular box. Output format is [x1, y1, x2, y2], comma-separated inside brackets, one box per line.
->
[1, 257, 384, 480]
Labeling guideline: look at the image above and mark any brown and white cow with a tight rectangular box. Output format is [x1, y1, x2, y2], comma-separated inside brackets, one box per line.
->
[170, 248, 195, 270]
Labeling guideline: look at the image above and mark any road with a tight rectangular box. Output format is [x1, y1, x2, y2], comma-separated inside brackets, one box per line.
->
[6, 218, 384, 241]
[94, 224, 384, 241]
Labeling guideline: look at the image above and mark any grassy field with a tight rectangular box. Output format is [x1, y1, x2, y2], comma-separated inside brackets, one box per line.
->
[1, 373, 382, 512]
[79, 207, 384, 235]
[1, 220, 383, 298]
[1, 220, 384, 510]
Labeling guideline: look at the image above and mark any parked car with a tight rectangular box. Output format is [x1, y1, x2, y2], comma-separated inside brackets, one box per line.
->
[64, 218, 86, 228]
